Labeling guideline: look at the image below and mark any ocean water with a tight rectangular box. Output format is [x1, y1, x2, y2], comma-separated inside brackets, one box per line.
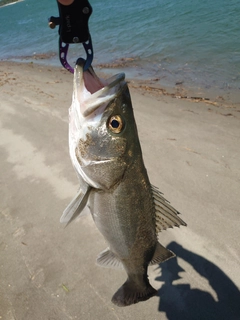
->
[0, 0, 240, 100]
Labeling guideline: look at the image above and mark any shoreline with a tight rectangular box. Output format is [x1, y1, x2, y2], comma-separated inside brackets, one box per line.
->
[2, 58, 240, 113]
[0, 0, 23, 8]
[1, 59, 239, 319]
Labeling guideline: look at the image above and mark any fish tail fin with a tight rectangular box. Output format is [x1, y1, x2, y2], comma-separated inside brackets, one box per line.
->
[111, 278, 157, 307]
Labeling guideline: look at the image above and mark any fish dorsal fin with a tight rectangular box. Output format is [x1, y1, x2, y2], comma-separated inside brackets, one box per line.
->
[150, 242, 175, 265]
[96, 248, 123, 270]
[151, 185, 187, 233]
[60, 186, 91, 226]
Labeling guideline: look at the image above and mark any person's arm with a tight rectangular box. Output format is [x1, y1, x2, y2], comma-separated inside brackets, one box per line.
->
[58, 0, 74, 5]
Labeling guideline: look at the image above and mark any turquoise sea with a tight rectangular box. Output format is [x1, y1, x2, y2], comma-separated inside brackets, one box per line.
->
[0, 0, 240, 100]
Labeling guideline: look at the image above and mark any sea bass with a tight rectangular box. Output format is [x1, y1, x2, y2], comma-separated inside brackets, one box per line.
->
[61, 58, 186, 307]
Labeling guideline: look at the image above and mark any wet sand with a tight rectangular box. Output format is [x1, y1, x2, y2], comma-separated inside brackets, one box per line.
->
[0, 61, 240, 319]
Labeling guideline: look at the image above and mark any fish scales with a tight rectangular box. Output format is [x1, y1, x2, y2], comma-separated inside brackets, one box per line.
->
[89, 161, 156, 259]
[62, 58, 187, 307]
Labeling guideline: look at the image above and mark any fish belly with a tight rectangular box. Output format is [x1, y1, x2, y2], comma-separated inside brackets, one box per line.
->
[88, 165, 157, 264]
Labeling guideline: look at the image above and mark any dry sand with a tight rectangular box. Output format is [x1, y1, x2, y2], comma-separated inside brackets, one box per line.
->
[0, 61, 240, 320]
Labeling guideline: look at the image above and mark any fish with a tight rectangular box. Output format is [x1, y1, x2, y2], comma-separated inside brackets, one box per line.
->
[61, 58, 187, 307]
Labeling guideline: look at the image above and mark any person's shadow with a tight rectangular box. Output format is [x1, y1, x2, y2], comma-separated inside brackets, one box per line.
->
[156, 242, 240, 320]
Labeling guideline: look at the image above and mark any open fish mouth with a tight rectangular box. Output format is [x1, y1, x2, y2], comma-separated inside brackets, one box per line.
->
[74, 58, 125, 117]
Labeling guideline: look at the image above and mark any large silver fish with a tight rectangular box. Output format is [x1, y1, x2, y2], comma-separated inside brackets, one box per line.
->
[61, 58, 186, 307]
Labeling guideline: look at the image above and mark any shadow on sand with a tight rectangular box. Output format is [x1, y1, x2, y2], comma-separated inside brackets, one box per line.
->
[156, 242, 240, 320]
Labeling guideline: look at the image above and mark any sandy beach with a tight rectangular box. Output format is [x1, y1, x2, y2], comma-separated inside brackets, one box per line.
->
[0, 61, 240, 319]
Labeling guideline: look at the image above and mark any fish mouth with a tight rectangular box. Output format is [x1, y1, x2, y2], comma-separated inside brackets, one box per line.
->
[74, 58, 125, 117]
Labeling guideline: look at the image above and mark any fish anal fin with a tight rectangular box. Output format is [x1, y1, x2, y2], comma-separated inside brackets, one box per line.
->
[111, 278, 157, 307]
[150, 242, 175, 265]
[96, 248, 123, 269]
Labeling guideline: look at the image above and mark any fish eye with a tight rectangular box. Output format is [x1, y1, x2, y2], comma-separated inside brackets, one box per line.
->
[108, 115, 123, 133]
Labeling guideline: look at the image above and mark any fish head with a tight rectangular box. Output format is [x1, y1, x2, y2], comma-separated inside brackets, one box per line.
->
[69, 59, 140, 190]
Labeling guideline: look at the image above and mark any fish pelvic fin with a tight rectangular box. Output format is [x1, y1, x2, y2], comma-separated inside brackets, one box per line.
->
[111, 277, 157, 307]
[60, 186, 91, 226]
[150, 242, 175, 265]
[151, 184, 187, 233]
[96, 248, 123, 269]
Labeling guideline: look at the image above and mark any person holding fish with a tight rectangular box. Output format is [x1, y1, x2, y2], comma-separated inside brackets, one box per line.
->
[49, 0, 187, 307]
[49, 0, 93, 72]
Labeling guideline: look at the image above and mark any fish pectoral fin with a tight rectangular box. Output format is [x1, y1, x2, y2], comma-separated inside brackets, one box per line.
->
[150, 242, 175, 265]
[151, 184, 187, 233]
[96, 248, 123, 269]
[60, 186, 91, 226]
